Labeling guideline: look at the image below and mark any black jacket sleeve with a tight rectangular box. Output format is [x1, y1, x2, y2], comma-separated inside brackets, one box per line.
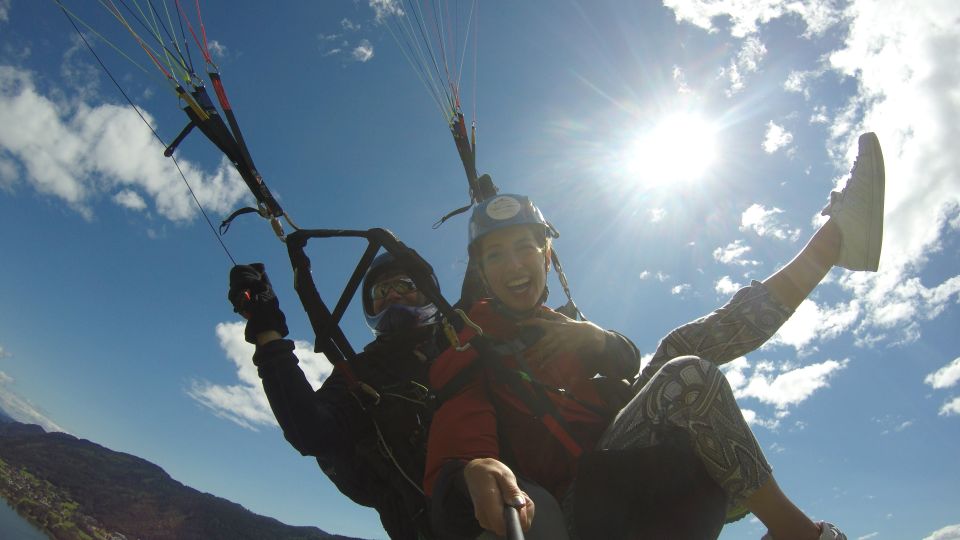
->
[595, 330, 642, 380]
[252, 339, 353, 459]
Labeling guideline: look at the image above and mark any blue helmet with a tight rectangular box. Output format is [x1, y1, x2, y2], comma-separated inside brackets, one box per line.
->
[362, 252, 441, 336]
[468, 194, 558, 253]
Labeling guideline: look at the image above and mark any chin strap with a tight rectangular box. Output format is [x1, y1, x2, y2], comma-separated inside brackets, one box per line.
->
[550, 248, 585, 321]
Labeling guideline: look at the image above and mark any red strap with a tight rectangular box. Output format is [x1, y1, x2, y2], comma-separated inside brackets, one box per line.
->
[542, 414, 583, 457]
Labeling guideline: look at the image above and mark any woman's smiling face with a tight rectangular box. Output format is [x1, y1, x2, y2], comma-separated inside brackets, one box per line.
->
[477, 224, 549, 312]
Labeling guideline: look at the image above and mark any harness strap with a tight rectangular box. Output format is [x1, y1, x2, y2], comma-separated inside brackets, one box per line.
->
[432, 202, 473, 229]
[502, 350, 582, 458]
[430, 334, 584, 458]
[218, 206, 260, 234]
[285, 230, 358, 371]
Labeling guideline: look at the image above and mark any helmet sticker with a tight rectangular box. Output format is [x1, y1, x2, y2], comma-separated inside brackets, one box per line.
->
[485, 196, 523, 221]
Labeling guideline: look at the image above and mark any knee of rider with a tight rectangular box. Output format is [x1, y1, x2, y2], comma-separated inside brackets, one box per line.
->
[661, 356, 726, 389]
[662, 355, 715, 376]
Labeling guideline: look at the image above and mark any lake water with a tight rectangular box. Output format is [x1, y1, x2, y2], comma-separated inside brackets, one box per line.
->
[0, 497, 48, 540]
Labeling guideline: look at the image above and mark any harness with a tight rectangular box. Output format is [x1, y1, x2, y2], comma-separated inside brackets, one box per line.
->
[328, 349, 436, 539]
[428, 326, 590, 459]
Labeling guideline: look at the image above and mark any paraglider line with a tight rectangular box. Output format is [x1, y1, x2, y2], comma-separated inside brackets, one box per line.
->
[146, 0, 196, 79]
[119, 0, 195, 85]
[384, 16, 448, 119]
[53, 1, 156, 80]
[60, 6, 237, 266]
[405, 0, 450, 104]
[175, 1, 196, 74]
[174, 0, 213, 67]
[456, 0, 477, 97]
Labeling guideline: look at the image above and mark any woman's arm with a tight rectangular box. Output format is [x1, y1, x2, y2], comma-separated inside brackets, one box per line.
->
[519, 314, 641, 379]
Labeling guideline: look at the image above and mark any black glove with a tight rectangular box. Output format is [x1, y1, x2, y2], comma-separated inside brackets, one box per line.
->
[228, 263, 289, 344]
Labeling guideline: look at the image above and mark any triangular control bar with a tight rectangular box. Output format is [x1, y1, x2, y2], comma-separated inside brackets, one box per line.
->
[284, 228, 460, 367]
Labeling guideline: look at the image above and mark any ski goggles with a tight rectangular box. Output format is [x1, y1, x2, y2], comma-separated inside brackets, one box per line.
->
[370, 275, 419, 300]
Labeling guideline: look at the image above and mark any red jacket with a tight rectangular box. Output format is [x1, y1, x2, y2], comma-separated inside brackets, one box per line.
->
[424, 300, 639, 500]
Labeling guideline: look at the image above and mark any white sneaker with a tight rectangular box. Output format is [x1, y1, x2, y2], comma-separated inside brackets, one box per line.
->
[821, 132, 885, 271]
[817, 521, 847, 540]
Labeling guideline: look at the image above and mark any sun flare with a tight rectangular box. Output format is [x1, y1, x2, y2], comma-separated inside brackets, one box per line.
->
[619, 112, 718, 187]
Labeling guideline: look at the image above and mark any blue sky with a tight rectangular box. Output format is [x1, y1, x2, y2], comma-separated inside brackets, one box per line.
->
[1, 1, 959, 539]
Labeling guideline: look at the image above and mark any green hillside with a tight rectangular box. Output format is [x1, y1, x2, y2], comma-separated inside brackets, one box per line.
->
[0, 422, 364, 540]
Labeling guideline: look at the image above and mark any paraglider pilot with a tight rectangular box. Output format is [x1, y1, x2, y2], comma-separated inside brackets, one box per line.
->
[228, 253, 447, 540]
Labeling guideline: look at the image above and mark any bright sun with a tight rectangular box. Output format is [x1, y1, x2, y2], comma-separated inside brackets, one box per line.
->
[619, 112, 718, 187]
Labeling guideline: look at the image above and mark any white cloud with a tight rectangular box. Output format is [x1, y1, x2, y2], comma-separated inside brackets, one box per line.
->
[352, 39, 374, 62]
[924, 523, 960, 540]
[939, 397, 960, 417]
[0, 345, 10, 358]
[722, 63, 744, 95]
[768, 298, 861, 352]
[60, 35, 102, 102]
[715, 275, 742, 296]
[722, 36, 767, 95]
[878, 417, 914, 435]
[740, 203, 802, 241]
[639, 270, 670, 283]
[207, 40, 227, 59]
[821, 1, 960, 343]
[0, 66, 250, 222]
[638, 352, 654, 374]
[113, 189, 147, 211]
[0, 370, 69, 433]
[851, 275, 960, 345]
[663, 0, 841, 38]
[188, 322, 333, 430]
[369, 0, 404, 24]
[925, 356, 960, 389]
[762, 121, 793, 153]
[713, 239, 760, 266]
[893, 420, 913, 432]
[671, 284, 691, 295]
[784, 68, 824, 98]
[736, 36, 766, 72]
[317, 20, 365, 60]
[672, 66, 691, 94]
[858, 533, 879, 540]
[650, 208, 666, 222]
[0, 154, 17, 188]
[0, 0, 10, 22]
[665, 0, 960, 356]
[809, 105, 829, 125]
[720, 356, 750, 390]
[739, 407, 780, 430]
[784, 70, 810, 93]
[733, 357, 848, 410]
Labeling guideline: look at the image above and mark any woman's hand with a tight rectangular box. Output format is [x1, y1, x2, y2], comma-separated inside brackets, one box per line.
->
[463, 458, 535, 536]
[519, 312, 608, 367]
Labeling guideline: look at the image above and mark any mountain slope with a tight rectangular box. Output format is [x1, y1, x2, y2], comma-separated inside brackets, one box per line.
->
[0, 422, 364, 540]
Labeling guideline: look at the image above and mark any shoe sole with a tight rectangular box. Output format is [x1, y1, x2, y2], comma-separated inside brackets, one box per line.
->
[859, 132, 885, 271]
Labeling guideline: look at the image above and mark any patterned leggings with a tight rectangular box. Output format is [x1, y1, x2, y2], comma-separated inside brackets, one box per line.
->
[597, 355, 771, 519]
